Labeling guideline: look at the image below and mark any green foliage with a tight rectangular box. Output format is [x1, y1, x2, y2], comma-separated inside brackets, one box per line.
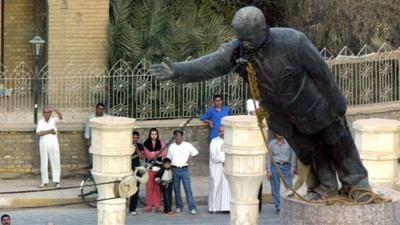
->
[212, 0, 400, 53]
[108, 0, 142, 66]
[107, 0, 233, 67]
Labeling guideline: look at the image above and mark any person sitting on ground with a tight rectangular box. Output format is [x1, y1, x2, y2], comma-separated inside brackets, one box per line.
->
[36, 107, 63, 188]
[1, 214, 10, 225]
[155, 158, 175, 215]
[84, 102, 109, 168]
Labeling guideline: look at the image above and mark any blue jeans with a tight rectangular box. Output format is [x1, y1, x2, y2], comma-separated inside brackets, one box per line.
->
[172, 167, 196, 210]
[270, 163, 293, 209]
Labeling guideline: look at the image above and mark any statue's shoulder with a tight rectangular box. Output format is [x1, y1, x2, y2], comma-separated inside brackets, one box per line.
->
[219, 39, 240, 50]
[215, 39, 240, 56]
[270, 27, 305, 42]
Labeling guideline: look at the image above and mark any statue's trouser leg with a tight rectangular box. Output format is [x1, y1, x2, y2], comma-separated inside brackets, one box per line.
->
[318, 119, 370, 194]
[285, 128, 338, 197]
[292, 159, 311, 191]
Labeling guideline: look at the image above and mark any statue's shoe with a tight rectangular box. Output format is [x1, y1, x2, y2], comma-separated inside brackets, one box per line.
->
[302, 191, 323, 201]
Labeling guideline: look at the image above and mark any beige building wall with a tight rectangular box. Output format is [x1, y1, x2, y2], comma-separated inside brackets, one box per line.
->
[0, 0, 2, 68]
[47, 0, 109, 105]
[3, 0, 35, 72]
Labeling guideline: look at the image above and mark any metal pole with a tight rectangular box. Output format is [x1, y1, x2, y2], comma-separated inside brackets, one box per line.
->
[34, 56, 39, 124]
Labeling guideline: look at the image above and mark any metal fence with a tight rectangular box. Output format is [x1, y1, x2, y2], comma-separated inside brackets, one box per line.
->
[324, 44, 400, 105]
[0, 43, 399, 123]
[0, 59, 248, 123]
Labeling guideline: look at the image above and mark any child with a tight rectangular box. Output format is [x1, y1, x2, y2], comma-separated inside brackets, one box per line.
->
[155, 158, 174, 214]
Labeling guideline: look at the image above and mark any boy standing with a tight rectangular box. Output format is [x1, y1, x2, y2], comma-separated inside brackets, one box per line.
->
[155, 158, 174, 214]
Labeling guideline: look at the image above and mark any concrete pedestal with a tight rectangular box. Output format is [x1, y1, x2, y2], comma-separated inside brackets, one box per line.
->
[353, 118, 400, 186]
[280, 188, 400, 225]
[90, 117, 136, 225]
[222, 115, 267, 225]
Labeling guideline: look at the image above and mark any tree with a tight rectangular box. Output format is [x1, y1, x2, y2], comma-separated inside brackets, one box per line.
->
[107, 0, 233, 67]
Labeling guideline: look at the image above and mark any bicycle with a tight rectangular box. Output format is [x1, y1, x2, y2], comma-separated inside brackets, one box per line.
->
[79, 166, 149, 208]
[79, 172, 98, 208]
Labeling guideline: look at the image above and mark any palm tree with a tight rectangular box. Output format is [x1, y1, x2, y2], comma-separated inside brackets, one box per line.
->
[107, 0, 234, 118]
[107, 0, 233, 67]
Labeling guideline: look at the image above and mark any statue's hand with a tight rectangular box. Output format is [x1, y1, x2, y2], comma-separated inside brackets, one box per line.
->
[150, 57, 176, 81]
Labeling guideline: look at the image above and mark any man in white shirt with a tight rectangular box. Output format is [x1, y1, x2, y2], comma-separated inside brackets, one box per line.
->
[84, 103, 108, 168]
[36, 107, 63, 188]
[167, 130, 199, 215]
[208, 127, 230, 213]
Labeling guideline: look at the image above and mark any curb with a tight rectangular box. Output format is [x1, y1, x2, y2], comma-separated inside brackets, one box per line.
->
[1, 194, 273, 209]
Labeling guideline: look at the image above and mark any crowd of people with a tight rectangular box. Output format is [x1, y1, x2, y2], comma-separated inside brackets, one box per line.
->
[33, 94, 298, 217]
[128, 128, 199, 216]
[126, 94, 297, 216]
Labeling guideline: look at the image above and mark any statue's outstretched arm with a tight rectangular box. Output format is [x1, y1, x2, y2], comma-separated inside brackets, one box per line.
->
[151, 40, 238, 82]
[298, 34, 347, 115]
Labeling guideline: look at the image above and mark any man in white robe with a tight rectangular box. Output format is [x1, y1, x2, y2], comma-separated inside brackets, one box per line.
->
[208, 127, 230, 213]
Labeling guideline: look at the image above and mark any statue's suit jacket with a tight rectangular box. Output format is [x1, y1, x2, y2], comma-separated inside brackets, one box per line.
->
[171, 28, 347, 137]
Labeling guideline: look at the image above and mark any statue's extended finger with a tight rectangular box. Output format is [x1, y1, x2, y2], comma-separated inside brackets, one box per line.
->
[163, 57, 173, 67]
[160, 62, 174, 74]
[149, 67, 159, 74]
[150, 63, 162, 69]
[151, 72, 161, 77]
[158, 74, 172, 81]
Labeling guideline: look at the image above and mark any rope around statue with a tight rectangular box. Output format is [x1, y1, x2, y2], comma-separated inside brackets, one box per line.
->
[244, 61, 391, 206]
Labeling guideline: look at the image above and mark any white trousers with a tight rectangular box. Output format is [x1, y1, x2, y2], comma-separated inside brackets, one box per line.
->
[39, 140, 61, 183]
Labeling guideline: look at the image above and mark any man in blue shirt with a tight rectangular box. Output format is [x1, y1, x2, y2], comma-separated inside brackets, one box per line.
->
[200, 95, 231, 141]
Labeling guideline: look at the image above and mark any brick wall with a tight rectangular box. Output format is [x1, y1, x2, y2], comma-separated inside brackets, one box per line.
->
[0, 119, 211, 176]
[47, 0, 109, 104]
[0, 0, 2, 64]
[0, 127, 88, 173]
[3, 0, 35, 71]
[0, 131, 36, 173]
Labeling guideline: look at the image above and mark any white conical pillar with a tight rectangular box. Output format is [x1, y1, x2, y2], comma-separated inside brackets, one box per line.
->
[353, 118, 400, 187]
[90, 117, 136, 225]
[222, 115, 267, 225]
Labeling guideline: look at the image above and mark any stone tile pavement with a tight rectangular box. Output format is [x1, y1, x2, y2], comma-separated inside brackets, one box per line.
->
[1, 204, 280, 225]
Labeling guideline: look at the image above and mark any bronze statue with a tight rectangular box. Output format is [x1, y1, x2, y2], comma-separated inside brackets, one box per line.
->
[150, 6, 370, 199]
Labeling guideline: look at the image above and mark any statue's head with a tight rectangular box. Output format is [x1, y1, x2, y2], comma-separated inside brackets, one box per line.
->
[232, 6, 270, 50]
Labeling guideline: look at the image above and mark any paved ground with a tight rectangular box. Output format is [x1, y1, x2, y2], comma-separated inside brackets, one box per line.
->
[2, 204, 280, 225]
[0, 174, 277, 208]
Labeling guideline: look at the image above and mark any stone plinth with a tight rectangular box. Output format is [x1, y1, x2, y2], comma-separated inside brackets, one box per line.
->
[281, 188, 400, 225]
[222, 115, 267, 225]
[90, 117, 136, 225]
[353, 118, 400, 186]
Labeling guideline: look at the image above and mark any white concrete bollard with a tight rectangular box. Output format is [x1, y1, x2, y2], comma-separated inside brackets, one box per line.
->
[353, 118, 400, 187]
[222, 115, 267, 225]
[90, 117, 136, 225]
